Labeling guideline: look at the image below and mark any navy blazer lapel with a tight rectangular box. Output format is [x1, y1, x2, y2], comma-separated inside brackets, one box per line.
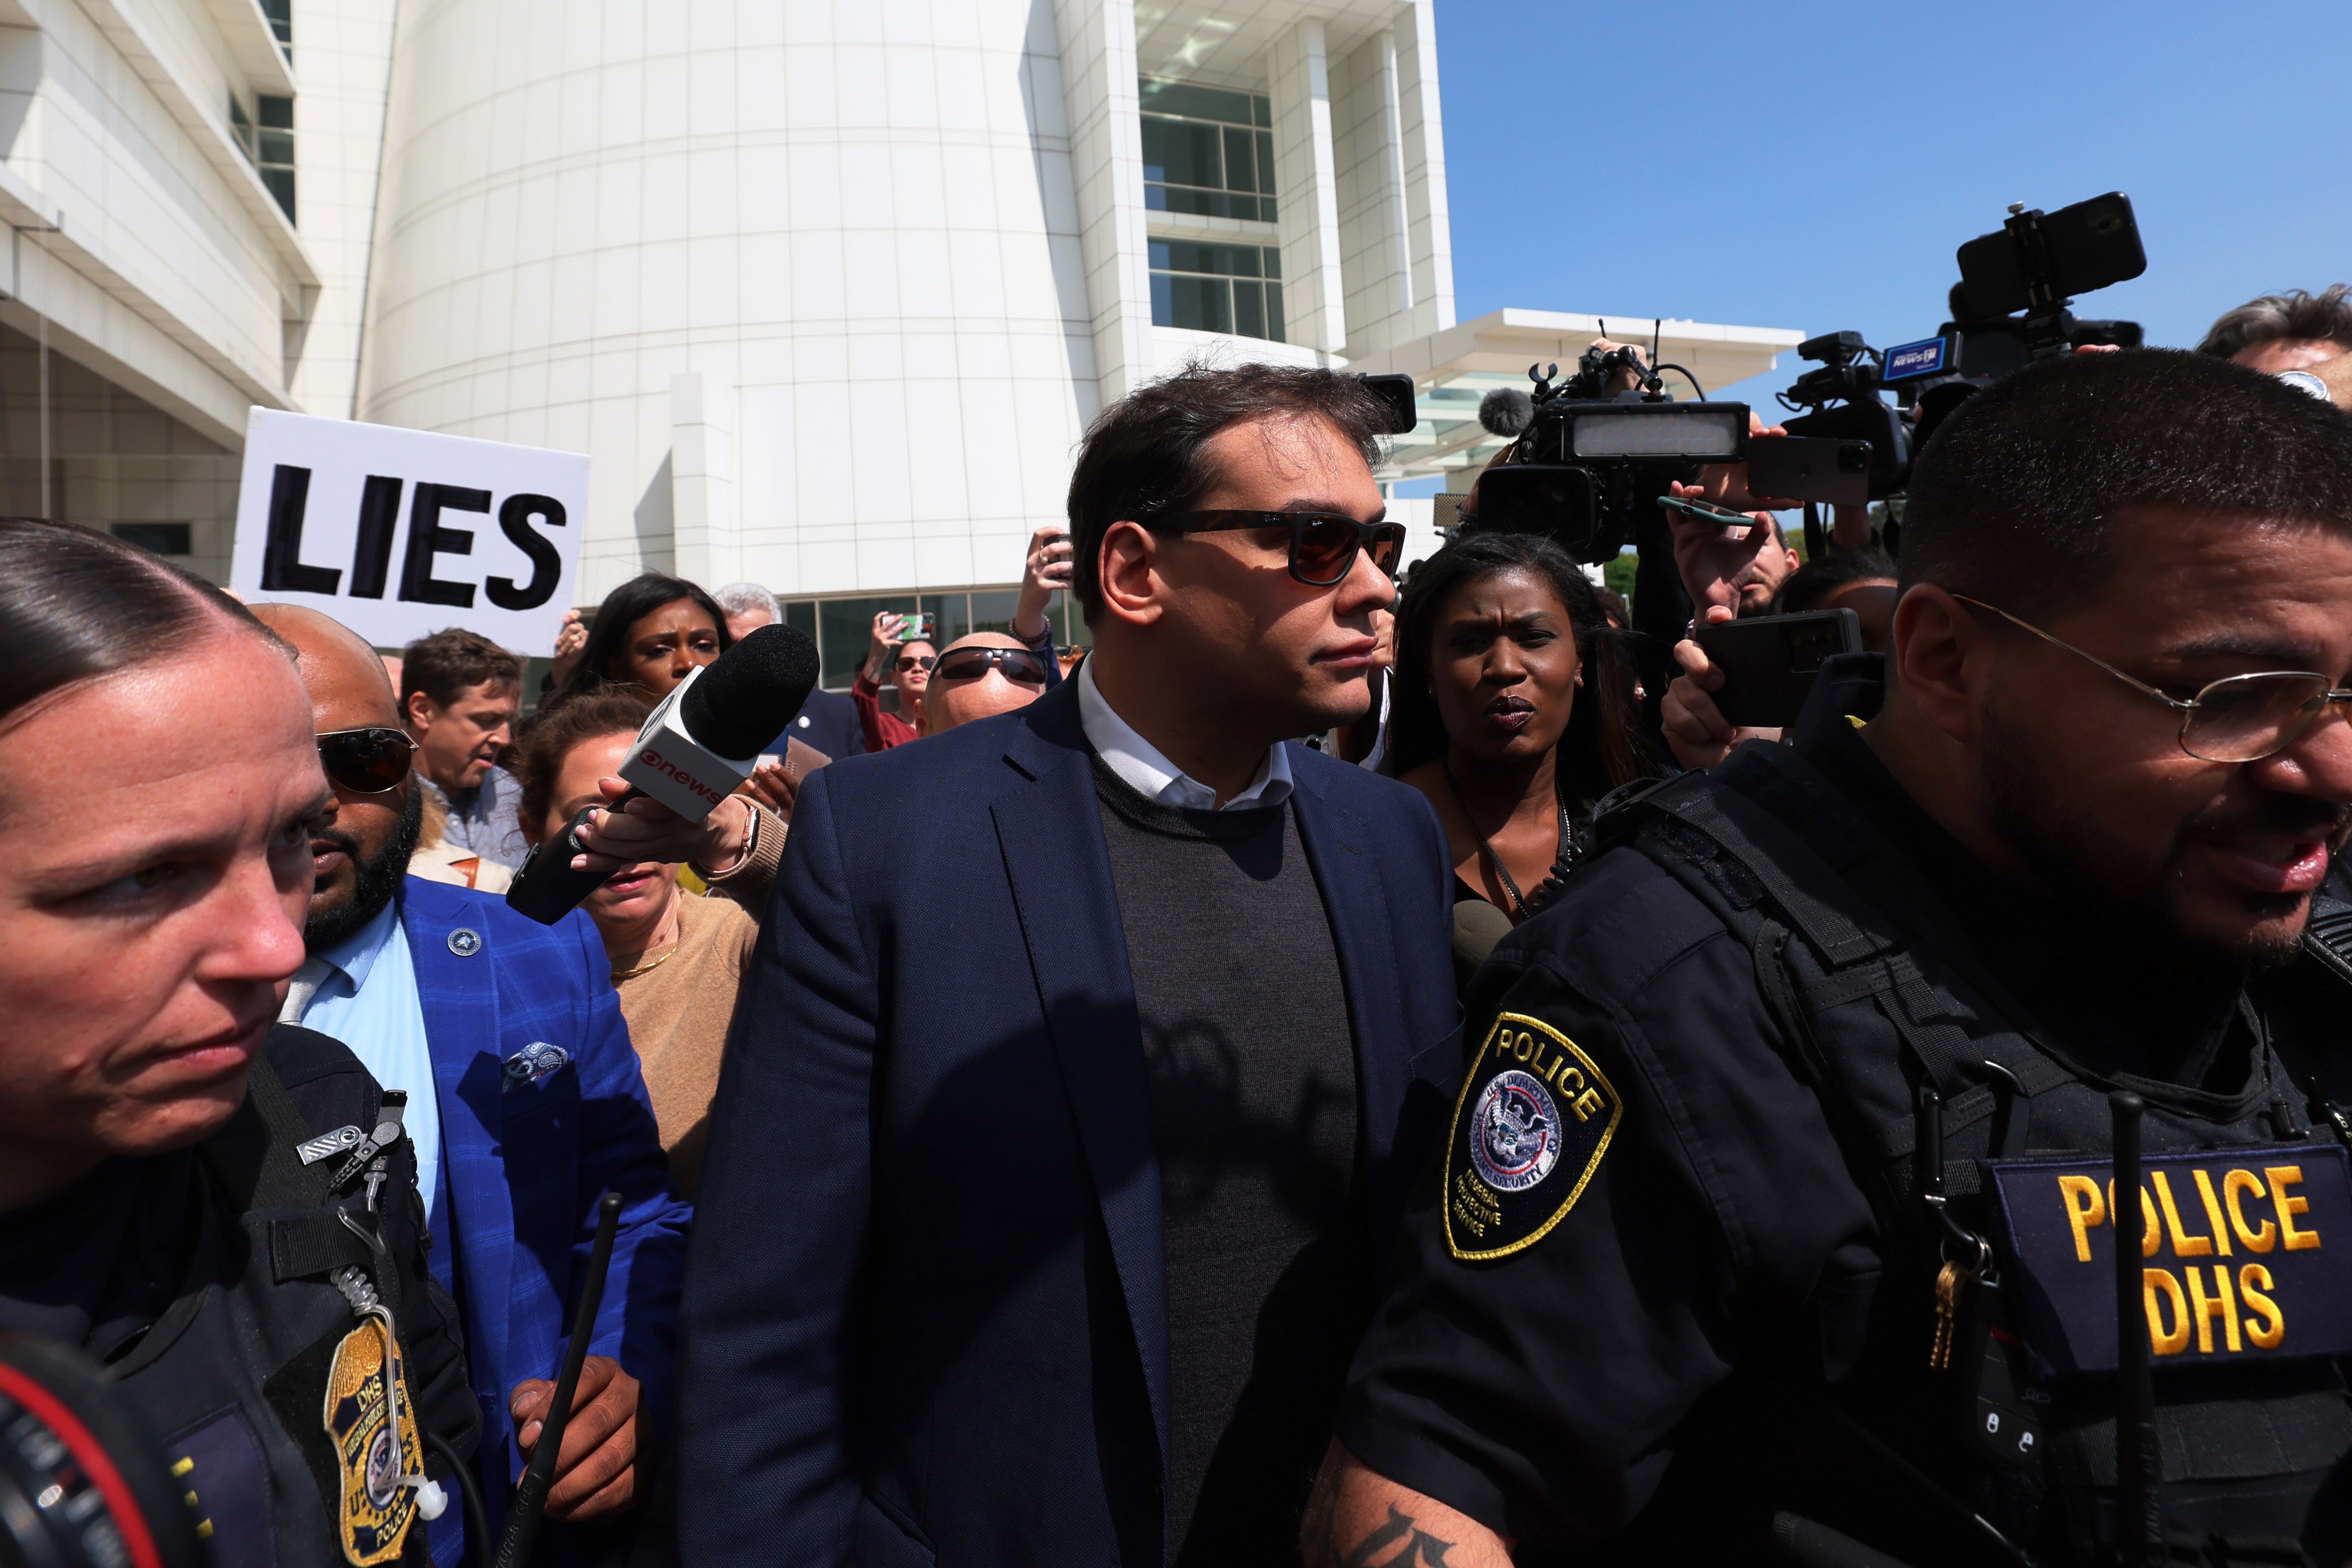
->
[989, 685, 1172, 1472]
[1288, 753, 1411, 1169]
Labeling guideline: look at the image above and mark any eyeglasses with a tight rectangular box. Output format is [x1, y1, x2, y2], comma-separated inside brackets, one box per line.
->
[318, 727, 417, 794]
[1145, 510, 1407, 587]
[893, 655, 936, 674]
[1954, 594, 2352, 764]
[934, 647, 1048, 685]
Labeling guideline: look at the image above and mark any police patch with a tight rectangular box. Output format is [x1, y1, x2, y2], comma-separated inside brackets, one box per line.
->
[1444, 1013, 1622, 1261]
[1987, 1143, 2352, 1381]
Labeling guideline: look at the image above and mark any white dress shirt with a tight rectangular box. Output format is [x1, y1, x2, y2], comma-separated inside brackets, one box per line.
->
[1077, 655, 1293, 811]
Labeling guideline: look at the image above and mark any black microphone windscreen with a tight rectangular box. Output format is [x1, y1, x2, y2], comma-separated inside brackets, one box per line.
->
[1480, 387, 1533, 438]
[679, 623, 822, 758]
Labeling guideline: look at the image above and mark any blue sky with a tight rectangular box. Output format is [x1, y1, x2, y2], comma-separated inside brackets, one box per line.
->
[1430, 0, 2352, 410]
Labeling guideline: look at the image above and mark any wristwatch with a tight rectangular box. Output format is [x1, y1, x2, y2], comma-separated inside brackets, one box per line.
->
[2276, 368, 2331, 400]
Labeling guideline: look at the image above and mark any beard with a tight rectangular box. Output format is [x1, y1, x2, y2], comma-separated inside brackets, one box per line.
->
[306, 785, 424, 952]
[1978, 696, 2347, 970]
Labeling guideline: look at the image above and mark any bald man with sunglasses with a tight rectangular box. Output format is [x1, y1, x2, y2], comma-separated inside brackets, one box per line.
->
[251, 605, 691, 1567]
[679, 364, 1459, 1567]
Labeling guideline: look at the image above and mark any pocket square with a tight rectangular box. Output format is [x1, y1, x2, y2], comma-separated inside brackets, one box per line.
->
[502, 1041, 570, 1091]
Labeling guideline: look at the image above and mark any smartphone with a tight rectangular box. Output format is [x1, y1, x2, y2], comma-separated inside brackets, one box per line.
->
[1694, 608, 1863, 729]
[1657, 494, 1764, 539]
[1957, 191, 2145, 319]
[1744, 436, 1872, 509]
[905, 611, 936, 643]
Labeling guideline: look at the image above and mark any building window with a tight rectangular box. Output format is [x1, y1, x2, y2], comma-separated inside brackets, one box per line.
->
[112, 522, 192, 556]
[231, 94, 296, 223]
[1139, 78, 1275, 223]
[785, 589, 1088, 692]
[1150, 240, 1284, 342]
[260, 0, 290, 55]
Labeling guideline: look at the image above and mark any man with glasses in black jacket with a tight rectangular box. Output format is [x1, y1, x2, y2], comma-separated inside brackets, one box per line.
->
[1307, 349, 2352, 1568]
[679, 363, 1460, 1568]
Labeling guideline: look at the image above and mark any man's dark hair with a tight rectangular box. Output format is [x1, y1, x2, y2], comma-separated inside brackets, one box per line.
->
[1899, 349, 2352, 620]
[548, 572, 733, 708]
[1386, 531, 1663, 804]
[1063, 362, 1392, 622]
[401, 627, 522, 711]
[1773, 548, 1897, 615]
[2197, 285, 2352, 360]
[0, 516, 277, 729]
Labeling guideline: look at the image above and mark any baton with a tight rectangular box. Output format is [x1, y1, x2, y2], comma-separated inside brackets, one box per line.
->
[491, 1190, 622, 1568]
[2110, 1093, 2163, 1567]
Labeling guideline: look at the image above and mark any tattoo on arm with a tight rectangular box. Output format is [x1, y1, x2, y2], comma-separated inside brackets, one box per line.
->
[1343, 1504, 1458, 1567]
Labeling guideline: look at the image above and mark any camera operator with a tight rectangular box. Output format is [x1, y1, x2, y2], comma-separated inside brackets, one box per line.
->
[2199, 284, 2352, 409]
[1307, 349, 2352, 1568]
[0, 519, 476, 1568]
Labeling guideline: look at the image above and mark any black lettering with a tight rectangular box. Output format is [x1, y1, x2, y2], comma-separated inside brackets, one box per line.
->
[347, 474, 404, 598]
[259, 464, 340, 593]
[486, 492, 566, 610]
[398, 482, 487, 608]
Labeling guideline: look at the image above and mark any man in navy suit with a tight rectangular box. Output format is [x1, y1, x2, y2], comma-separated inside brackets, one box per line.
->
[678, 364, 1460, 1566]
[255, 606, 693, 1565]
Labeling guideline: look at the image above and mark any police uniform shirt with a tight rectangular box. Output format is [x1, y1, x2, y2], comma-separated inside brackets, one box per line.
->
[1332, 690, 2257, 1551]
[0, 1152, 195, 1358]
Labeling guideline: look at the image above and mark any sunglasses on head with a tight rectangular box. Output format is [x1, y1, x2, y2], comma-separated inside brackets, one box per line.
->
[318, 727, 417, 794]
[1145, 510, 1407, 587]
[934, 647, 1048, 685]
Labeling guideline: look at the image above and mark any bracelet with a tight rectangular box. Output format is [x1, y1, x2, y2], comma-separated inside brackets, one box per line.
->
[693, 800, 760, 880]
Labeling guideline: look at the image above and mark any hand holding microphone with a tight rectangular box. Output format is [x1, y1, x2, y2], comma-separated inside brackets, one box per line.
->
[506, 624, 821, 925]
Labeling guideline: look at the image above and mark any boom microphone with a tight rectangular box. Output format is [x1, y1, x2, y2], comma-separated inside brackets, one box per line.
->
[505, 624, 821, 925]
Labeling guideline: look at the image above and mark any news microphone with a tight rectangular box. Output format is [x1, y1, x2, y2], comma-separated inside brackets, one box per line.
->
[505, 624, 821, 925]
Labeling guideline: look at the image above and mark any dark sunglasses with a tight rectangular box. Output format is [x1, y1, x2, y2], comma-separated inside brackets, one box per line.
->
[894, 654, 936, 674]
[934, 647, 1048, 685]
[1145, 510, 1407, 587]
[318, 726, 417, 794]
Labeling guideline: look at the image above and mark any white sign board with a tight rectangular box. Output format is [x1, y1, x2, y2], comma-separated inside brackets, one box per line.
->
[229, 408, 589, 654]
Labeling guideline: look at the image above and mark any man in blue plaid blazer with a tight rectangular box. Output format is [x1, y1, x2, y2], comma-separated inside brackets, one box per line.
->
[262, 604, 691, 1566]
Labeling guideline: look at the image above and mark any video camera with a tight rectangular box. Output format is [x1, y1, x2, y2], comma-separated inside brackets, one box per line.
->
[1781, 191, 2147, 503]
[1462, 339, 1755, 564]
[1463, 338, 1872, 565]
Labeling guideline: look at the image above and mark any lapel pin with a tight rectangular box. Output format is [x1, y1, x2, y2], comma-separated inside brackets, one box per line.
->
[447, 928, 482, 957]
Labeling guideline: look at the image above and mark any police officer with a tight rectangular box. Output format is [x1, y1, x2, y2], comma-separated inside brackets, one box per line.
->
[0, 518, 476, 1568]
[1305, 351, 2352, 1568]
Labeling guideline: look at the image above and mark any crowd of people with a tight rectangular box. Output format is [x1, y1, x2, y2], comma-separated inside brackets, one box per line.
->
[7, 284, 2352, 1568]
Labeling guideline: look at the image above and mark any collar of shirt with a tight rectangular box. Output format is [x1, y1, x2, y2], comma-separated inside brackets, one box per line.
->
[298, 891, 444, 1219]
[315, 894, 402, 1000]
[1076, 655, 1293, 811]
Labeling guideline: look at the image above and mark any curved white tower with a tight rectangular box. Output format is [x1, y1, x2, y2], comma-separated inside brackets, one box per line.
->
[359, 0, 1107, 603]
[349, 0, 1465, 665]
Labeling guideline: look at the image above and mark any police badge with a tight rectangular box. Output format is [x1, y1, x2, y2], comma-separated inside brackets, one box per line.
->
[1444, 1013, 1622, 1262]
[322, 1317, 423, 1565]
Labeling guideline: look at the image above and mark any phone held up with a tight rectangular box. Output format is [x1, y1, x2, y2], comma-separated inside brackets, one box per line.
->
[1695, 608, 1864, 730]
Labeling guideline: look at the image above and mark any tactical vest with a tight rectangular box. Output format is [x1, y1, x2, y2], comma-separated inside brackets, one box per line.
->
[96, 1028, 476, 1568]
[1594, 739, 2352, 1568]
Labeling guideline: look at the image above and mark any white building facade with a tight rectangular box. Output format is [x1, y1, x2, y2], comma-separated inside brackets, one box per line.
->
[10, 0, 1796, 682]
[336, 0, 1471, 674]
